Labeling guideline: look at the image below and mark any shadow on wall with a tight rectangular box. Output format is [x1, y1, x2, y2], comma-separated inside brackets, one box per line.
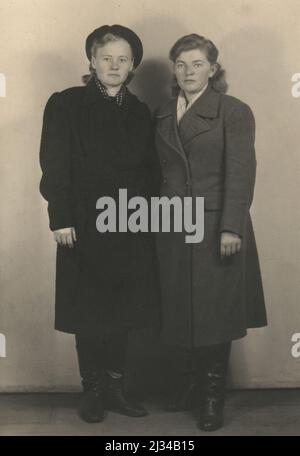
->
[128, 15, 191, 112]
[131, 58, 173, 112]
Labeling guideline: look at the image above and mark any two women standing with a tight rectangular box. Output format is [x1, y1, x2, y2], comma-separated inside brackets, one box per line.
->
[40, 25, 267, 431]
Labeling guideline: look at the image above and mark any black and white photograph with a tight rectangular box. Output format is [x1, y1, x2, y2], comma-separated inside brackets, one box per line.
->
[0, 0, 300, 438]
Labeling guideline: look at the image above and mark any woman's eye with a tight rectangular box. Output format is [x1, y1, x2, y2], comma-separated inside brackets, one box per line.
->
[176, 64, 184, 70]
[194, 63, 202, 68]
[120, 58, 128, 63]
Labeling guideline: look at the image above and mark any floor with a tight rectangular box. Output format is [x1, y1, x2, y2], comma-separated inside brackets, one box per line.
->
[0, 390, 299, 436]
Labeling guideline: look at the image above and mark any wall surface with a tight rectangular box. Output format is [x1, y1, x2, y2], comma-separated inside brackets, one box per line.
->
[0, 0, 300, 391]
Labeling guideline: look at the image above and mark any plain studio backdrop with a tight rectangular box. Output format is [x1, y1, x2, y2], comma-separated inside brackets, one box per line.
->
[0, 0, 300, 392]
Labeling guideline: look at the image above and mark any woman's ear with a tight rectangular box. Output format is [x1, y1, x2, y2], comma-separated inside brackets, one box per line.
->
[91, 56, 96, 70]
[209, 63, 218, 78]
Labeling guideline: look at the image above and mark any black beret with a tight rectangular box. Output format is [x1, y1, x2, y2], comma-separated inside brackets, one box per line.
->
[85, 24, 143, 68]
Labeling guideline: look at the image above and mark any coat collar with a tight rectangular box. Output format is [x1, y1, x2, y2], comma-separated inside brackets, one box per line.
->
[157, 84, 221, 119]
[81, 78, 105, 106]
[156, 84, 221, 159]
[81, 78, 133, 107]
[188, 84, 221, 119]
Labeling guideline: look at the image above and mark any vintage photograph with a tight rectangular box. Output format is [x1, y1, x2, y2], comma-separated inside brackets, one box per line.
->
[0, 0, 300, 437]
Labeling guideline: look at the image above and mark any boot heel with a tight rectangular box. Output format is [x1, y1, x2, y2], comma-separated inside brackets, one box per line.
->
[106, 375, 148, 417]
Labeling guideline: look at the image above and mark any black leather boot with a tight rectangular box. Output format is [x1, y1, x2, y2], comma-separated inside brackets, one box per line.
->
[166, 348, 200, 412]
[197, 342, 231, 432]
[75, 335, 106, 423]
[78, 371, 106, 423]
[105, 374, 148, 417]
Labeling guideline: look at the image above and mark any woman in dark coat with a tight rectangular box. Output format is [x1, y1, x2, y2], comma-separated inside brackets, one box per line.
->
[39, 25, 160, 423]
[155, 34, 267, 431]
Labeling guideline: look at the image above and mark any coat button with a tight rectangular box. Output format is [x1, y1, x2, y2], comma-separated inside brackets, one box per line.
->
[162, 159, 167, 165]
[185, 181, 189, 186]
[163, 178, 167, 184]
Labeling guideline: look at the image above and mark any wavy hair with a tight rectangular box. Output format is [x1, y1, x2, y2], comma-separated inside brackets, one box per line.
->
[169, 34, 228, 95]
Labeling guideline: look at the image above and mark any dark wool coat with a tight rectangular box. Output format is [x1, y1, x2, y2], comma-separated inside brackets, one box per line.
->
[40, 79, 161, 337]
[155, 84, 267, 348]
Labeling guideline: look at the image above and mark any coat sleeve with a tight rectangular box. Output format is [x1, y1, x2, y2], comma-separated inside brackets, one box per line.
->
[39, 92, 74, 231]
[220, 101, 256, 237]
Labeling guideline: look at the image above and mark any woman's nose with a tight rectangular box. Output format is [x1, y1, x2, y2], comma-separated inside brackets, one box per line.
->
[110, 60, 120, 70]
[185, 66, 194, 75]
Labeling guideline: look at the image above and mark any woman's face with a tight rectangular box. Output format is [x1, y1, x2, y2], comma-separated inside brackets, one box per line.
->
[174, 48, 216, 96]
[91, 39, 134, 89]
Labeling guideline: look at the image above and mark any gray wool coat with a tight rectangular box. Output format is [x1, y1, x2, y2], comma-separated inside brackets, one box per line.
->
[155, 84, 267, 348]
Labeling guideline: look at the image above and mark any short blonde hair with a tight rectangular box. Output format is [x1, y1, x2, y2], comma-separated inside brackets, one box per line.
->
[82, 33, 135, 85]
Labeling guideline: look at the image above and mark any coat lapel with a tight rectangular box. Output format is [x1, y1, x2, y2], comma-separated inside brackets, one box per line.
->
[78, 80, 107, 159]
[80, 78, 104, 107]
[178, 85, 221, 146]
[156, 85, 221, 159]
[156, 98, 187, 163]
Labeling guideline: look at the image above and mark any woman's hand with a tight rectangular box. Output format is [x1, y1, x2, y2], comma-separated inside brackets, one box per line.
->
[220, 232, 241, 258]
[53, 227, 77, 248]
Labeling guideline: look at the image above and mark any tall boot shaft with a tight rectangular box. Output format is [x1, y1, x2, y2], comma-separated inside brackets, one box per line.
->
[203, 342, 231, 396]
[75, 335, 106, 423]
[75, 334, 106, 391]
[196, 342, 231, 432]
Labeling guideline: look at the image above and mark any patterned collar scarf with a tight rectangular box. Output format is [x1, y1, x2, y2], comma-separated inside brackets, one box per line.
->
[94, 75, 127, 106]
